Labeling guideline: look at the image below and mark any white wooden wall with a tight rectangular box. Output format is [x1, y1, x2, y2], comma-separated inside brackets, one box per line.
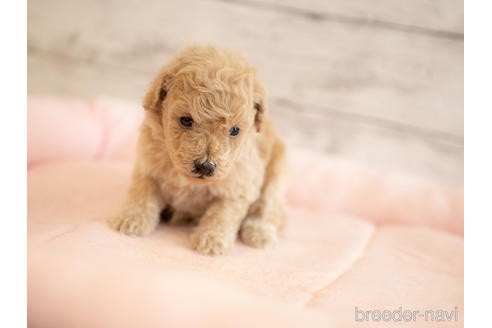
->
[27, 0, 463, 185]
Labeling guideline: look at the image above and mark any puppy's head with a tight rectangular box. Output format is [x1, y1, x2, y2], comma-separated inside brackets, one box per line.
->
[143, 45, 267, 183]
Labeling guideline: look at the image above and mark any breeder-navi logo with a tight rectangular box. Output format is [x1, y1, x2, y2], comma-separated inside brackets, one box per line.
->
[355, 306, 459, 322]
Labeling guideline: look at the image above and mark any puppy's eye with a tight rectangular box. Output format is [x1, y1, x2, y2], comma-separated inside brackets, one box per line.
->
[180, 116, 193, 127]
[229, 126, 240, 137]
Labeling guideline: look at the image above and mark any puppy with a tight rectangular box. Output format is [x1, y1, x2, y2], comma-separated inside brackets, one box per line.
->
[108, 45, 287, 256]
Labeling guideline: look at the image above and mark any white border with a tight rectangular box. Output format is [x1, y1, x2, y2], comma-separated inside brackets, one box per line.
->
[0, 0, 27, 327]
[464, 0, 492, 326]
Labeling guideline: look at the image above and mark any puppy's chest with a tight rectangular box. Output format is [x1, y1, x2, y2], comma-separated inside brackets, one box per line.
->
[158, 177, 212, 216]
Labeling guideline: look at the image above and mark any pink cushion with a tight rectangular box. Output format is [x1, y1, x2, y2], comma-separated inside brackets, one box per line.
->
[27, 97, 463, 327]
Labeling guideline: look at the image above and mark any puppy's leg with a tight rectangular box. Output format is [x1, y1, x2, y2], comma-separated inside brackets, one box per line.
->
[241, 140, 287, 249]
[108, 171, 163, 236]
[191, 199, 249, 256]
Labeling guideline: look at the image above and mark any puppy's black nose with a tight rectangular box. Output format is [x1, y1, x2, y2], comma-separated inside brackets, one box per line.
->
[193, 161, 216, 177]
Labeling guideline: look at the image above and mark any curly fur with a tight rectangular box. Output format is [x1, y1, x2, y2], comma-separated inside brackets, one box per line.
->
[108, 45, 287, 256]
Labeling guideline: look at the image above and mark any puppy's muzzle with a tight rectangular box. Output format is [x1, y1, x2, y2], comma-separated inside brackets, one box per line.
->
[193, 160, 216, 178]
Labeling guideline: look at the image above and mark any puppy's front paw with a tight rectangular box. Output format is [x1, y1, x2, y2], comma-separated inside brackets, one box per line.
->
[190, 229, 233, 256]
[240, 220, 278, 249]
[108, 209, 158, 236]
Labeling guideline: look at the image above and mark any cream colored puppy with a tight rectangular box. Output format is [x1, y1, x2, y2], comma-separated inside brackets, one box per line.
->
[109, 45, 286, 256]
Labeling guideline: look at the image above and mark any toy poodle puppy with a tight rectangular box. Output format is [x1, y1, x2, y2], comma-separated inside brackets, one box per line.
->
[108, 45, 287, 256]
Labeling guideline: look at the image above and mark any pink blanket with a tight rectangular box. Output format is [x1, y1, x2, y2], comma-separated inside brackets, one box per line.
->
[27, 98, 463, 327]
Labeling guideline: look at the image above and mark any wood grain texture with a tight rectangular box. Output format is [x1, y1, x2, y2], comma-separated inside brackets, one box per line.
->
[223, 0, 464, 36]
[27, 0, 463, 184]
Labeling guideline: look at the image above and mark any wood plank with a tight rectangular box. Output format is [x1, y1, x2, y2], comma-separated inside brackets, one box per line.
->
[271, 102, 463, 185]
[28, 54, 463, 184]
[28, 0, 463, 137]
[28, 51, 150, 101]
[27, 0, 463, 183]
[226, 0, 464, 35]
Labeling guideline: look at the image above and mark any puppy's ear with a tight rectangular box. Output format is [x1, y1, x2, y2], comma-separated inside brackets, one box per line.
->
[254, 100, 266, 132]
[142, 68, 174, 113]
[253, 81, 267, 132]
